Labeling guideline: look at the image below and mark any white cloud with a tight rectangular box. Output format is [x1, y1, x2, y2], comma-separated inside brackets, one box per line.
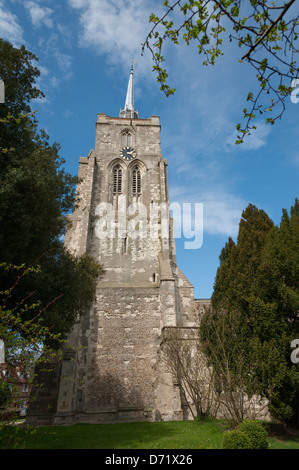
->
[63, 109, 76, 119]
[36, 32, 73, 83]
[200, 193, 244, 237]
[31, 64, 62, 103]
[24, 1, 54, 29]
[56, 23, 73, 49]
[170, 185, 244, 238]
[67, 0, 158, 78]
[225, 122, 272, 151]
[63, 0, 265, 241]
[50, 76, 61, 89]
[0, 0, 24, 45]
[53, 50, 73, 79]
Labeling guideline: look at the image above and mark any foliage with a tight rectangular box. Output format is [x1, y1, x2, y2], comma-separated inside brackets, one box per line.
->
[1, 250, 104, 348]
[202, 200, 299, 426]
[0, 38, 104, 344]
[0, 379, 11, 408]
[162, 328, 219, 419]
[0, 264, 63, 375]
[222, 418, 269, 449]
[200, 307, 269, 426]
[142, 0, 299, 142]
[238, 419, 269, 449]
[0, 37, 43, 157]
[0, 263, 65, 448]
[0, 38, 75, 265]
[222, 429, 253, 449]
[0, 126, 77, 265]
[0, 38, 44, 116]
[0, 260, 102, 447]
[211, 203, 275, 310]
[1, 252, 103, 350]
[0, 423, 36, 449]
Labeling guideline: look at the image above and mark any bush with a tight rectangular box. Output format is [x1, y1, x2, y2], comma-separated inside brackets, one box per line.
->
[0, 380, 12, 409]
[238, 419, 269, 449]
[222, 430, 253, 449]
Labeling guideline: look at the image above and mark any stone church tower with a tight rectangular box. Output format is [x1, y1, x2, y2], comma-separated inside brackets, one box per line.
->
[27, 65, 201, 426]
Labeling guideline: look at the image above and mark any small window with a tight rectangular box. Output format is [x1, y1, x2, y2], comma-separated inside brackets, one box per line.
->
[123, 236, 127, 254]
[132, 166, 141, 194]
[122, 131, 132, 147]
[113, 165, 122, 193]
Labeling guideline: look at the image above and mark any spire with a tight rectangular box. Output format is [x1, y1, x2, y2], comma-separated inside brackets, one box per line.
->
[119, 61, 139, 119]
[125, 64, 134, 112]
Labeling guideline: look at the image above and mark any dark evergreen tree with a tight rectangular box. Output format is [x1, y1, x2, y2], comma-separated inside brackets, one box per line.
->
[212, 204, 274, 311]
[0, 38, 103, 344]
[202, 201, 299, 425]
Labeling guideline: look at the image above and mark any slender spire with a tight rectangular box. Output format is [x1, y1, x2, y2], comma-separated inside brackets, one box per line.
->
[125, 63, 134, 112]
[119, 61, 138, 119]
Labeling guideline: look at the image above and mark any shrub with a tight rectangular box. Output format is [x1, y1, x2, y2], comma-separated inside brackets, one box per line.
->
[238, 419, 269, 449]
[222, 430, 253, 449]
[0, 423, 33, 449]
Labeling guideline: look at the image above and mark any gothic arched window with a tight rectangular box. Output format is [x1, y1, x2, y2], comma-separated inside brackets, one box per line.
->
[132, 165, 141, 194]
[113, 165, 122, 193]
[122, 131, 132, 147]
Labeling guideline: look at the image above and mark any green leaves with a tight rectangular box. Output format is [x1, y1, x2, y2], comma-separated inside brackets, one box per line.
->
[153, 64, 176, 96]
[0, 39, 44, 118]
[0, 264, 62, 365]
[260, 58, 268, 72]
[0, 40, 78, 265]
[0, 39, 104, 347]
[143, 0, 299, 142]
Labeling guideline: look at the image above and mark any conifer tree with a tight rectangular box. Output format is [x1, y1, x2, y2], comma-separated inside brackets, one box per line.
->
[211, 203, 274, 311]
[0, 38, 103, 344]
[202, 201, 299, 425]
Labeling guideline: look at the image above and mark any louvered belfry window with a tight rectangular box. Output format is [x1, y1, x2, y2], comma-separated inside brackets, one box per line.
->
[122, 131, 132, 147]
[113, 165, 122, 193]
[132, 166, 141, 194]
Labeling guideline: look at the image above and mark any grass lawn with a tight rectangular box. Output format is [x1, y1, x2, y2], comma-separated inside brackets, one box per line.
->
[2, 418, 299, 449]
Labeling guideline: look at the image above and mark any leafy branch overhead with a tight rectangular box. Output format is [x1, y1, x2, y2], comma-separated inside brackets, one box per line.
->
[142, 0, 299, 143]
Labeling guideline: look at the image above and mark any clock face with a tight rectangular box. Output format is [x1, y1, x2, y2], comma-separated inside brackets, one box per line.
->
[120, 146, 137, 161]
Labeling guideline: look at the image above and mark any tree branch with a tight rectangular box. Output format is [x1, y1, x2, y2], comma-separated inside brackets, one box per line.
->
[241, 0, 296, 60]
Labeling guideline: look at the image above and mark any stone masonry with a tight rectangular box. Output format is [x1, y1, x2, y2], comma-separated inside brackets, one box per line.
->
[26, 109, 204, 426]
[59, 112, 199, 425]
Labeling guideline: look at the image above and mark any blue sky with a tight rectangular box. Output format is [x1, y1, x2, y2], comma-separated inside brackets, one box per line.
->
[1, 0, 298, 299]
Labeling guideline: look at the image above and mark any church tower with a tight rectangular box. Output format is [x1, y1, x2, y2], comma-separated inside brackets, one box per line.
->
[43, 65, 198, 425]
